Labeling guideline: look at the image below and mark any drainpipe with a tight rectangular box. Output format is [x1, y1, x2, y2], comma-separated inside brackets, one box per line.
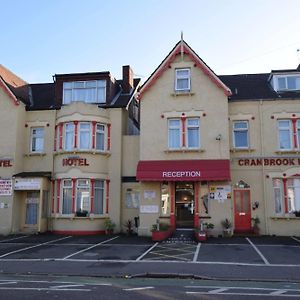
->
[259, 100, 269, 234]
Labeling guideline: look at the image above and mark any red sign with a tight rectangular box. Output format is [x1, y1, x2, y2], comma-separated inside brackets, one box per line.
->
[0, 160, 12, 167]
[238, 158, 300, 167]
[62, 158, 89, 167]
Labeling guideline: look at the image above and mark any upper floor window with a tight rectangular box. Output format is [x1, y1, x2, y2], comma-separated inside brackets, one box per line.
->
[233, 121, 249, 149]
[30, 127, 44, 153]
[79, 123, 91, 150]
[96, 124, 105, 151]
[168, 117, 200, 150]
[63, 80, 106, 104]
[187, 118, 200, 148]
[297, 120, 300, 148]
[275, 75, 300, 91]
[65, 123, 74, 150]
[168, 119, 181, 149]
[278, 120, 292, 150]
[175, 68, 190, 91]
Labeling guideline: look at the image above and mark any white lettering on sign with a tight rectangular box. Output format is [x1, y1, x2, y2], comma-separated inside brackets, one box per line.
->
[162, 171, 201, 178]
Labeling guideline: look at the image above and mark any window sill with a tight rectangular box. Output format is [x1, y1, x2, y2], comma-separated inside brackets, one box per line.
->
[51, 214, 108, 220]
[275, 150, 300, 154]
[24, 152, 46, 157]
[230, 148, 255, 153]
[270, 215, 300, 220]
[171, 91, 195, 97]
[55, 150, 111, 157]
[165, 148, 205, 153]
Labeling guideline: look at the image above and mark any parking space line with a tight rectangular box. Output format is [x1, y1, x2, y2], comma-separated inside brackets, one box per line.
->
[193, 243, 201, 262]
[124, 287, 154, 291]
[0, 236, 72, 258]
[246, 238, 270, 265]
[62, 236, 119, 259]
[292, 236, 300, 243]
[0, 236, 28, 243]
[135, 242, 158, 261]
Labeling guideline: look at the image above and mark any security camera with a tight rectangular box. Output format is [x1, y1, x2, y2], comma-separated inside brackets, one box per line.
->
[216, 134, 222, 141]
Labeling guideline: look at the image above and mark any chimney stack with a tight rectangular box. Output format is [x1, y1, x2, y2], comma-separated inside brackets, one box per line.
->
[122, 65, 134, 94]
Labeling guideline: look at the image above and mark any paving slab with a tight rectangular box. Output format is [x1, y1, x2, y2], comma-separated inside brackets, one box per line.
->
[197, 244, 264, 264]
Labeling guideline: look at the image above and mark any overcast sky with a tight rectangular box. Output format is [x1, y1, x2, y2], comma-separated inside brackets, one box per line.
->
[1, 0, 300, 83]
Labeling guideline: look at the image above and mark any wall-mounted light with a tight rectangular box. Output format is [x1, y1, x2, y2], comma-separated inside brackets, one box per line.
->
[216, 134, 222, 141]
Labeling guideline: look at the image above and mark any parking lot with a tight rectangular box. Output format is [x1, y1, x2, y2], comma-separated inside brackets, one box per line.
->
[0, 234, 299, 266]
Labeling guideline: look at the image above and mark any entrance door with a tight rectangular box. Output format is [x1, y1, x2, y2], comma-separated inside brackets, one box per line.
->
[234, 189, 251, 232]
[175, 182, 194, 228]
[25, 191, 39, 227]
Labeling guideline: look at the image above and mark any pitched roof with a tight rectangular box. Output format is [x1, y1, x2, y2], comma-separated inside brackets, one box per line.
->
[220, 73, 300, 101]
[138, 40, 232, 99]
[0, 64, 29, 105]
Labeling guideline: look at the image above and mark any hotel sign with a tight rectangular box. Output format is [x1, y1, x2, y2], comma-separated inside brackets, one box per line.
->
[238, 158, 300, 167]
[62, 157, 89, 167]
[162, 171, 201, 178]
[0, 159, 12, 167]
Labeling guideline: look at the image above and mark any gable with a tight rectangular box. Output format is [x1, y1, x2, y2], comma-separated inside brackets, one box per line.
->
[0, 77, 20, 106]
[138, 40, 231, 100]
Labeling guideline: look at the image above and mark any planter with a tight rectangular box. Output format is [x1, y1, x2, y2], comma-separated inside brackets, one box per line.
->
[252, 226, 260, 235]
[152, 229, 173, 242]
[222, 228, 232, 237]
[105, 229, 114, 235]
[195, 231, 207, 242]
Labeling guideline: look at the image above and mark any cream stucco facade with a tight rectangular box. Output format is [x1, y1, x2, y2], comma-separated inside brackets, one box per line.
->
[0, 41, 300, 237]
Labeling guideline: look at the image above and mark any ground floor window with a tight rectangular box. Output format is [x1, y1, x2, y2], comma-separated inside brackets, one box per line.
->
[60, 178, 106, 215]
[25, 191, 39, 225]
[272, 177, 300, 214]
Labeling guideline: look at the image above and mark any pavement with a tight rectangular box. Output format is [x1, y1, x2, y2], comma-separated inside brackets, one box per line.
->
[0, 233, 300, 282]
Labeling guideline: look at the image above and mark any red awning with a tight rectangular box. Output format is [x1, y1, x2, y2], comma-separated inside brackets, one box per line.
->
[136, 159, 231, 182]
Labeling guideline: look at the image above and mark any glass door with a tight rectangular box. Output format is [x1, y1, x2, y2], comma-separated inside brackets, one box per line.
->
[25, 191, 39, 226]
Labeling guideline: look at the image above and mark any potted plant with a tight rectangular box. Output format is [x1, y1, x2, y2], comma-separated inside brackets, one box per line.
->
[123, 219, 134, 235]
[75, 209, 88, 217]
[221, 218, 232, 237]
[104, 218, 116, 235]
[204, 222, 214, 237]
[151, 222, 172, 242]
[251, 216, 260, 235]
[294, 210, 300, 217]
[194, 221, 210, 242]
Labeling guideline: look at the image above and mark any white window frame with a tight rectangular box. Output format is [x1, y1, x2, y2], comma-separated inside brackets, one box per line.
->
[76, 179, 90, 213]
[30, 127, 44, 153]
[287, 178, 300, 213]
[63, 80, 106, 104]
[186, 117, 200, 149]
[78, 122, 91, 150]
[273, 179, 284, 215]
[168, 118, 181, 149]
[64, 122, 74, 151]
[233, 121, 249, 149]
[62, 179, 73, 215]
[94, 180, 105, 214]
[274, 75, 300, 92]
[175, 68, 191, 91]
[96, 123, 105, 151]
[277, 120, 292, 150]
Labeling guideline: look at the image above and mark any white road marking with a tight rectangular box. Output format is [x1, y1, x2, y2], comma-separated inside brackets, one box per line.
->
[0, 236, 28, 243]
[124, 287, 154, 291]
[0, 236, 72, 258]
[291, 236, 300, 243]
[62, 236, 119, 259]
[208, 288, 228, 293]
[185, 285, 300, 292]
[50, 284, 84, 289]
[193, 243, 201, 262]
[246, 237, 270, 265]
[0, 287, 91, 291]
[0, 281, 17, 285]
[186, 291, 300, 297]
[270, 290, 287, 295]
[135, 242, 158, 261]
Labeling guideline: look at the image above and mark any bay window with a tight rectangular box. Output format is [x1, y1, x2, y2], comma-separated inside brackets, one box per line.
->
[233, 121, 249, 149]
[96, 124, 105, 151]
[273, 179, 283, 214]
[76, 179, 90, 212]
[63, 80, 106, 104]
[287, 178, 300, 213]
[278, 120, 292, 150]
[79, 123, 91, 150]
[65, 123, 74, 150]
[94, 180, 104, 214]
[62, 180, 72, 214]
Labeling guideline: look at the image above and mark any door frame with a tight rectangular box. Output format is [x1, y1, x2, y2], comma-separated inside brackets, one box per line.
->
[233, 188, 252, 232]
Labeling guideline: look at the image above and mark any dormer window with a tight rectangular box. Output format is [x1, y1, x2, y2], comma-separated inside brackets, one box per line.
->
[175, 68, 190, 92]
[274, 75, 300, 92]
[63, 80, 106, 104]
